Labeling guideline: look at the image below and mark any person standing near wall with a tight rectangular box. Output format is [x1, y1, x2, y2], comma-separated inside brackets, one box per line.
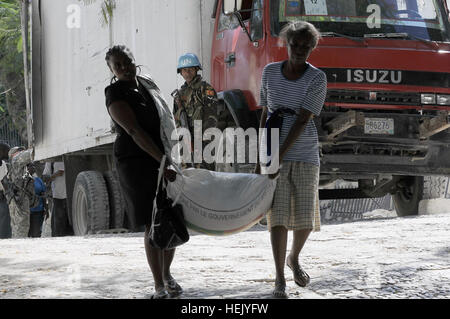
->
[27, 162, 46, 238]
[4, 146, 34, 239]
[43, 161, 72, 236]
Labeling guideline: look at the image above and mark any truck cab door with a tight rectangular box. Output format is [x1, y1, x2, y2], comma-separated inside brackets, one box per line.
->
[212, 0, 266, 109]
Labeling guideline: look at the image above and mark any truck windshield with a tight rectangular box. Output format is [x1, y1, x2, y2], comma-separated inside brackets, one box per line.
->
[271, 0, 450, 42]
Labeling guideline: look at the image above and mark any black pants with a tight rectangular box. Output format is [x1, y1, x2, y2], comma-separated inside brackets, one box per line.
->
[51, 198, 72, 237]
[29, 211, 44, 238]
[0, 198, 11, 239]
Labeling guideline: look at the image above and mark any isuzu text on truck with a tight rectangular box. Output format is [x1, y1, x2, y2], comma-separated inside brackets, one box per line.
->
[210, 0, 450, 216]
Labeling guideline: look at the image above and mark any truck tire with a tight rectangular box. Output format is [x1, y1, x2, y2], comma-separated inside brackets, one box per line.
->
[393, 176, 424, 217]
[103, 170, 125, 229]
[72, 171, 110, 235]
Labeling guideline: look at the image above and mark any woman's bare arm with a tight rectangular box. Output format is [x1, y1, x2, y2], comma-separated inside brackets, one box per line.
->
[108, 100, 164, 163]
[279, 108, 314, 161]
[254, 106, 268, 174]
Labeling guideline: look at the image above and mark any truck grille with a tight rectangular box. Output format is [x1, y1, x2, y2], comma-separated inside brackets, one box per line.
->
[326, 90, 421, 106]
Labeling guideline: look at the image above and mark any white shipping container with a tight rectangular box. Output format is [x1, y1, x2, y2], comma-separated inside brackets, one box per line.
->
[31, 0, 214, 160]
[29, 0, 216, 235]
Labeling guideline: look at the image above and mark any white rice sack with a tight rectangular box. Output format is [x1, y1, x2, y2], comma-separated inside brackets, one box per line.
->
[166, 169, 276, 235]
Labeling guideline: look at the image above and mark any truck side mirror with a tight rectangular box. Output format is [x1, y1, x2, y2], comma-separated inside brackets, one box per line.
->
[222, 0, 255, 43]
[446, 0, 450, 21]
[224, 0, 242, 15]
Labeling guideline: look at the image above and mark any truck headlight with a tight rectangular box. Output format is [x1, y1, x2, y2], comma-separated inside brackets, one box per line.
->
[436, 94, 450, 106]
[421, 94, 436, 105]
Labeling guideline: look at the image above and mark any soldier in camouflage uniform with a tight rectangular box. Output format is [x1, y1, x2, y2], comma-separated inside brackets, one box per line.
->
[173, 53, 234, 170]
[3, 146, 34, 238]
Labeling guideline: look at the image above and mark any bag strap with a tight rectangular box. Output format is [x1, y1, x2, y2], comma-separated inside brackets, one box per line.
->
[154, 155, 185, 207]
[169, 164, 185, 206]
[150, 156, 168, 236]
[155, 155, 166, 195]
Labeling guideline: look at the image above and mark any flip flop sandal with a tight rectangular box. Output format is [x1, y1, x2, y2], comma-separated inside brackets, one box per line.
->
[287, 258, 310, 287]
[151, 288, 169, 299]
[165, 278, 183, 297]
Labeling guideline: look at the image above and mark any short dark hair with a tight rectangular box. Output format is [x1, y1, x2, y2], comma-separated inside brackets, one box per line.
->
[280, 21, 321, 49]
[0, 143, 10, 155]
[105, 45, 135, 67]
[105, 45, 139, 83]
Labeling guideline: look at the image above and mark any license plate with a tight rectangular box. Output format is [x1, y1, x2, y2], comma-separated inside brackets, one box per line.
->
[364, 118, 394, 135]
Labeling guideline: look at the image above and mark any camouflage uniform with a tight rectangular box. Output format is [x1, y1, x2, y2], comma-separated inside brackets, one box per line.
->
[3, 149, 33, 238]
[174, 75, 234, 170]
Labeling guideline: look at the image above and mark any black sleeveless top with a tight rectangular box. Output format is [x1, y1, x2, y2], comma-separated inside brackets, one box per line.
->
[105, 80, 164, 168]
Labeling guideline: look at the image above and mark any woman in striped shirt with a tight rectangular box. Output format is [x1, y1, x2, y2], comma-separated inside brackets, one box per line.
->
[256, 21, 327, 298]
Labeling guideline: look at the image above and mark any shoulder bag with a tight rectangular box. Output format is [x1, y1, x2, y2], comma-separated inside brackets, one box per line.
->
[148, 156, 189, 250]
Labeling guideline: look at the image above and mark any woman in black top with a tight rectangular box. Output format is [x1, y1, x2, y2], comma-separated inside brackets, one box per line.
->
[104, 45, 179, 299]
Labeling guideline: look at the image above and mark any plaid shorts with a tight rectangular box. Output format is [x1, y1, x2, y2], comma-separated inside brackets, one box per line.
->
[267, 161, 320, 232]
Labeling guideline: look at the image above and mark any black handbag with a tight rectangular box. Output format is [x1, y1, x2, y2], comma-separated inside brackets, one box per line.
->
[148, 157, 189, 250]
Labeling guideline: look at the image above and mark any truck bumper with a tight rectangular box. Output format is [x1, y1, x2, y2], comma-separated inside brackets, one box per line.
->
[317, 111, 450, 176]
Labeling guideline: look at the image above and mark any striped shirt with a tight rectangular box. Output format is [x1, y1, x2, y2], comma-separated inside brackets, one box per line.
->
[259, 61, 327, 166]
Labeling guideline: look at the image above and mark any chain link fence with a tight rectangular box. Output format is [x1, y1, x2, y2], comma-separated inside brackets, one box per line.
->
[0, 119, 26, 148]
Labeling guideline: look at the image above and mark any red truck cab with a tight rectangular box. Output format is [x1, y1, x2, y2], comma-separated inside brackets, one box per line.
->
[211, 0, 450, 216]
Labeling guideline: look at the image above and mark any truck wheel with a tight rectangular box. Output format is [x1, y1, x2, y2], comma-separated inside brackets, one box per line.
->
[393, 176, 424, 217]
[72, 171, 110, 235]
[103, 171, 125, 229]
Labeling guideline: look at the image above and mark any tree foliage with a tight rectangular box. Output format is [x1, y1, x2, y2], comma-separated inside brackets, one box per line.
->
[79, 0, 116, 27]
[0, 0, 116, 146]
[0, 0, 27, 143]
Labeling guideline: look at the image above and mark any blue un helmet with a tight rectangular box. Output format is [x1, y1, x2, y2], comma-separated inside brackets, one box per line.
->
[177, 53, 202, 74]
